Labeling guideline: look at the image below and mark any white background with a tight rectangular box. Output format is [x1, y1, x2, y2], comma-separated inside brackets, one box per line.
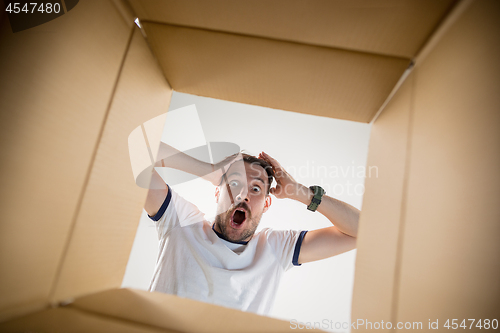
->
[122, 91, 372, 332]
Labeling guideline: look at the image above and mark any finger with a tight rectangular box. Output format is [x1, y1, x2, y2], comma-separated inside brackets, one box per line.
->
[259, 153, 273, 166]
[262, 154, 283, 173]
[260, 152, 275, 165]
[262, 152, 281, 166]
[263, 158, 279, 174]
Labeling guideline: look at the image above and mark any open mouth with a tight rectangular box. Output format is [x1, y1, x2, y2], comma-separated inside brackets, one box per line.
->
[230, 208, 247, 229]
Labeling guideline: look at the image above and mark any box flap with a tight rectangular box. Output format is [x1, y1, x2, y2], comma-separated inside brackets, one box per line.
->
[352, 0, 500, 325]
[0, 1, 172, 321]
[396, 0, 500, 323]
[69, 288, 321, 332]
[49, 26, 173, 302]
[0, 288, 325, 332]
[0, 307, 173, 333]
[142, 22, 410, 123]
[129, 0, 457, 59]
[0, 0, 132, 321]
[352, 72, 414, 322]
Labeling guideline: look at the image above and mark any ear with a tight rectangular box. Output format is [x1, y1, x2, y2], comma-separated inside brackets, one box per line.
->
[215, 186, 220, 203]
[262, 195, 272, 213]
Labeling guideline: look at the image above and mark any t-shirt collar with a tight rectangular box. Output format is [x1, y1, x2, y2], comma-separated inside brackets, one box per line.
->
[211, 223, 249, 245]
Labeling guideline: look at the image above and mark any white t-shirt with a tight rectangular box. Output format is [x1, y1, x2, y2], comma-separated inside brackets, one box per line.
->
[147, 185, 307, 315]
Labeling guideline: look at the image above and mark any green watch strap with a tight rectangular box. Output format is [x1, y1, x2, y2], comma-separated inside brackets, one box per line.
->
[307, 185, 325, 212]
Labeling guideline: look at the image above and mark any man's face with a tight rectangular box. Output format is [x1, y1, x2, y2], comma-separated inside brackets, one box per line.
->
[214, 160, 272, 243]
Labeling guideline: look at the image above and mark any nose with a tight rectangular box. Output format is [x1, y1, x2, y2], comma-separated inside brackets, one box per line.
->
[235, 187, 249, 203]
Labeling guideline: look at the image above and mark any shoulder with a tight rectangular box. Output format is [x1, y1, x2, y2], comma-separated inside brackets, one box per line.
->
[261, 228, 300, 238]
[256, 228, 306, 270]
[260, 228, 302, 249]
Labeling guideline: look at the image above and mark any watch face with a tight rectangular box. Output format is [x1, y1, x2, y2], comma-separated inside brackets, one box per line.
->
[308, 186, 324, 211]
[311, 186, 325, 196]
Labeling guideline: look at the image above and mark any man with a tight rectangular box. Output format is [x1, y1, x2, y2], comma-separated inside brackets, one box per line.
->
[144, 143, 359, 315]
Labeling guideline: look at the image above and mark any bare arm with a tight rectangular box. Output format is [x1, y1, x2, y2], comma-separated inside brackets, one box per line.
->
[290, 185, 359, 237]
[289, 184, 359, 264]
[259, 152, 359, 264]
[144, 142, 238, 216]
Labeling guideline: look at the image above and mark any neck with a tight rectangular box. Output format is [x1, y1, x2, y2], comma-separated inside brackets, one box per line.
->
[211, 223, 249, 245]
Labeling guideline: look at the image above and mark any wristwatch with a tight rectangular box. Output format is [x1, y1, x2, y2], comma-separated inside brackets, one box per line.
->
[307, 185, 325, 212]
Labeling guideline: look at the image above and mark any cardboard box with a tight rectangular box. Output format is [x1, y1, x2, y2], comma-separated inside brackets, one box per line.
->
[0, 0, 498, 331]
[0, 288, 304, 332]
[352, 0, 500, 328]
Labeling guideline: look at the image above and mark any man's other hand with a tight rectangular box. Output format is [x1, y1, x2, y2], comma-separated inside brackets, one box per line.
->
[259, 152, 302, 200]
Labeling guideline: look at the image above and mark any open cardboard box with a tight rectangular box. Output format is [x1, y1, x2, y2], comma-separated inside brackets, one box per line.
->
[0, 0, 498, 331]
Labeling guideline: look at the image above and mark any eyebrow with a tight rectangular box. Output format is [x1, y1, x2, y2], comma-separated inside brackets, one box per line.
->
[253, 177, 266, 186]
[227, 172, 266, 186]
[227, 172, 242, 179]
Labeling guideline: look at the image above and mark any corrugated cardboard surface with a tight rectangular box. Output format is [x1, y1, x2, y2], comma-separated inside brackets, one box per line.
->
[127, 0, 461, 123]
[129, 0, 457, 59]
[351, 73, 414, 324]
[0, 0, 130, 321]
[3, 0, 498, 330]
[142, 22, 410, 123]
[0, 0, 172, 321]
[0, 307, 170, 333]
[70, 288, 311, 333]
[0, 288, 322, 332]
[352, 0, 500, 328]
[50, 26, 173, 302]
[397, 0, 500, 323]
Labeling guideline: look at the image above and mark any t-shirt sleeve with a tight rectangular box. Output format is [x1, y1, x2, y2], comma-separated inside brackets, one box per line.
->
[267, 229, 309, 271]
[147, 184, 205, 239]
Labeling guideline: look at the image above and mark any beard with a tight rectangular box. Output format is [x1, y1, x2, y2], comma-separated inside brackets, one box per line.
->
[214, 202, 262, 243]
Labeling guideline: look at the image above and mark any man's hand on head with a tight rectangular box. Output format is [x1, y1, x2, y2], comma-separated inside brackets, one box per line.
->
[259, 152, 359, 265]
[259, 152, 305, 200]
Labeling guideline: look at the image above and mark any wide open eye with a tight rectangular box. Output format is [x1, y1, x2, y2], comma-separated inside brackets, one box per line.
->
[252, 185, 261, 193]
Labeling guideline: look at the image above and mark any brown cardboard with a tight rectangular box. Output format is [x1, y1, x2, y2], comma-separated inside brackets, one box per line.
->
[141, 22, 410, 123]
[0, 308, 170, 333]
[0, 0, 132, 321]
[112, 0, 137, 29]
[0, 288, 321, 332]
[0, 0, 172, 322]
[352, 0, 500, 329]
[127, 0, 462, 123]
[129, 0, 457, 59]
[1, 0, 499, 331]
[49, 26, 173, 303]
[351, 72, 415, 324]
[70, 288, 310, 332]
[397, 0, 500, 323]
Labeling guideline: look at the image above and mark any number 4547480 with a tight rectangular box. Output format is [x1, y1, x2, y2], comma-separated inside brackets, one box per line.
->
[5, 2, 61, 14]
[444, 319, 498, 329]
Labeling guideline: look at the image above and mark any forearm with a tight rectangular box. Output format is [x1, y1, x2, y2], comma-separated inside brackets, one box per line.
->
[289, 184, 359, 237]
[144, 142, 216, 216]
[155, 142, 214, 179]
